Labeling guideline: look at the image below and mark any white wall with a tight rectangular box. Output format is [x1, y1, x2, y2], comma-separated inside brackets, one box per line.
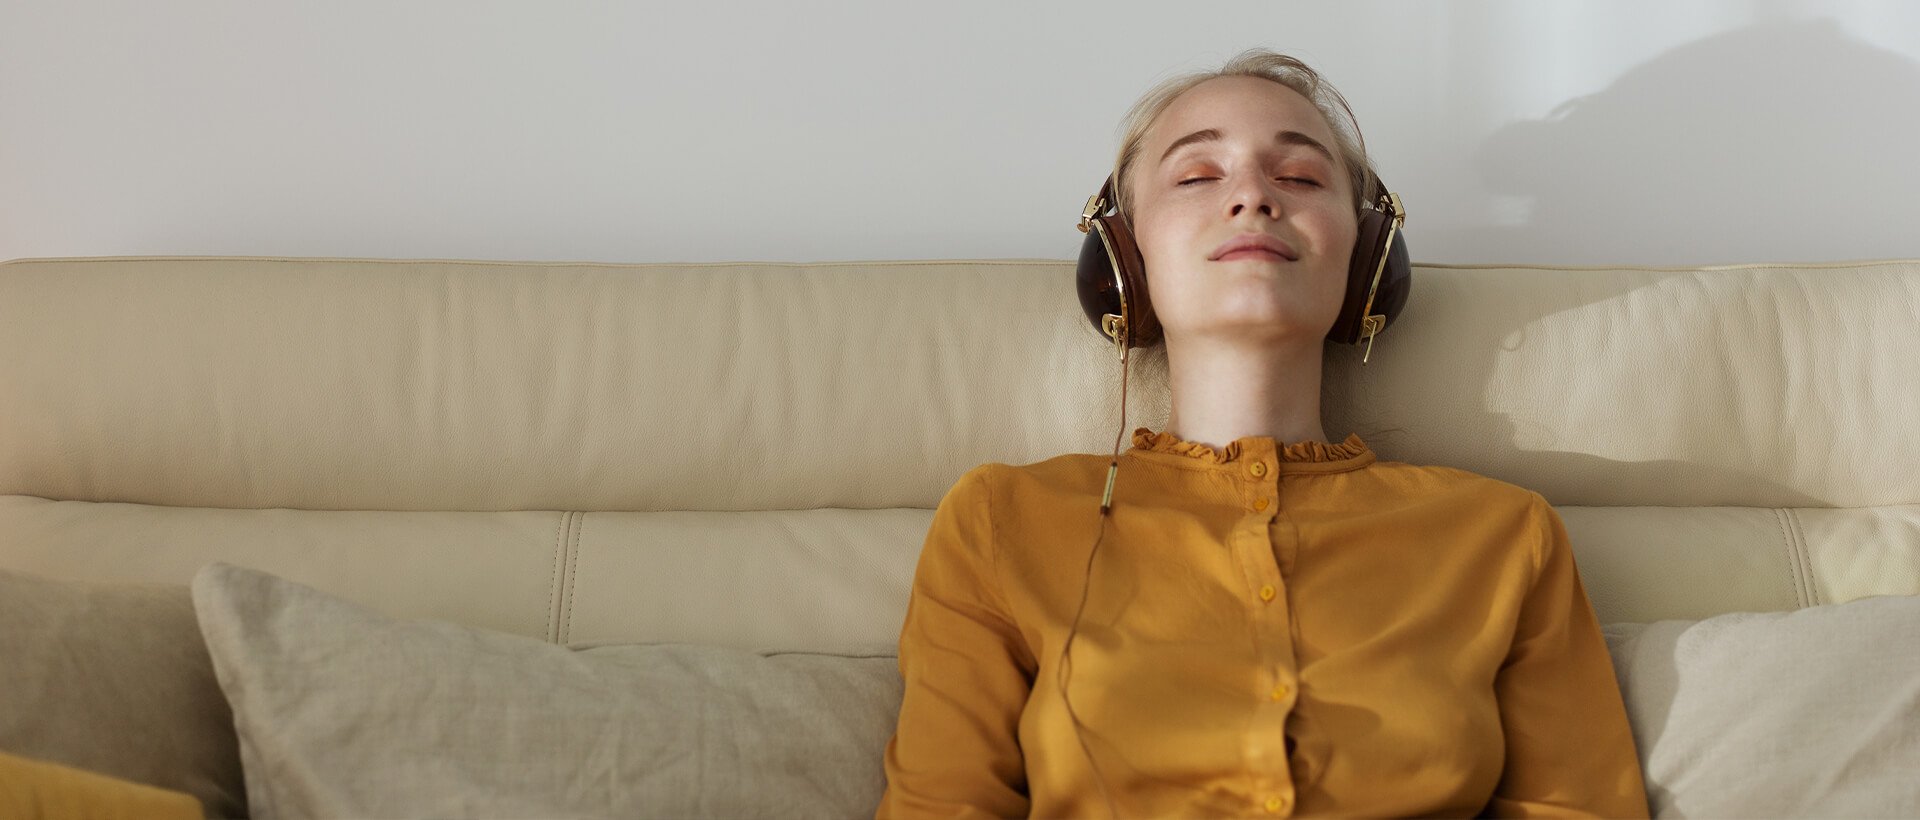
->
[3, 0, 1917, 267]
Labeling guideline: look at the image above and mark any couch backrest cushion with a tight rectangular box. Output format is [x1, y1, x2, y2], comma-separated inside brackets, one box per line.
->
[0, 257, 1144, 511]
[1, 256, 1915, 645]
[1326, 261, 1920, 509]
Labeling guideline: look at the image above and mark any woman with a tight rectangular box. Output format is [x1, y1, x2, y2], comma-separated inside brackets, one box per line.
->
[877, 48, 1647, 819]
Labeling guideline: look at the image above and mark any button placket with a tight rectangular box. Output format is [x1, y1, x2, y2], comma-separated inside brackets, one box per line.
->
[1233, 447, 1296, 815]
[1240, 450, 1287, 614]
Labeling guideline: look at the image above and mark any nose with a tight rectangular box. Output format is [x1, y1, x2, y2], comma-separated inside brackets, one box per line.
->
[1225, 174, 1283, 221]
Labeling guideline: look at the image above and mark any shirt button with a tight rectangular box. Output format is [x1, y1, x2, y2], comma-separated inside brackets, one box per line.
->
[1258, 584, 1276, 602]
[1253, 497, 1269, 511]
[1249, 461, 1268, 478]
[1271, 683, 1290, 700]
[1265, 795, 1287, 813]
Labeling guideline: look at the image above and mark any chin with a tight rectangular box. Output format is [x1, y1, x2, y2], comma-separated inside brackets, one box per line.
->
[1225, 289, 1326, 322]
[1183, 316, 1316, 345]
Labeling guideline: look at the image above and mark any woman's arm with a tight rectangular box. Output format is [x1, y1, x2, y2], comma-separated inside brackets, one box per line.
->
[876, 465, 1036, 820]
[1482, 495, 1651, 819]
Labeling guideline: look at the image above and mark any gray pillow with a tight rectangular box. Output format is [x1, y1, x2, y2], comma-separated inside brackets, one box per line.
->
[189, 561, 903, 819]
[1602, 594, 1920, 818]
[0, 568, 247, 819]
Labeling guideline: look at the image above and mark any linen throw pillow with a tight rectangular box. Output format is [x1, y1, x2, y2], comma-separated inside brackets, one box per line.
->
[1602, 594, 1920, 818]
[0, 568, 247, 819]
[189, 561, 903, 819]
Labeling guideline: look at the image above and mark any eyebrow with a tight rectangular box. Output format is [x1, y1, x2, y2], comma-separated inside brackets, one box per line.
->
[1157, 128, 1336, 167]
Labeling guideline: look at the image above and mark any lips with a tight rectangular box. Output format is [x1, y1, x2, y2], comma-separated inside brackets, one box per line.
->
[1211, 233, 1299, 262]
[1217, 248, 1288, 262]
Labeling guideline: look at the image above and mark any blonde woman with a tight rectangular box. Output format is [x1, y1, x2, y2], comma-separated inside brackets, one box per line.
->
[877, 48, 1647, 819]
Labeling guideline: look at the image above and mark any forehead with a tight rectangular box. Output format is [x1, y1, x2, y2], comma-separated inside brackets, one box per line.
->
[1150, 76, 1337, 156]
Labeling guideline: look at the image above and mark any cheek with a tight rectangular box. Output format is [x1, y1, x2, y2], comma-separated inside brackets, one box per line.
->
[1321, 213, 1361, 268]
[1313, 217, 1361, 305]
[1316, 204, 1359, 246]
[1132, 209, 1189, 284]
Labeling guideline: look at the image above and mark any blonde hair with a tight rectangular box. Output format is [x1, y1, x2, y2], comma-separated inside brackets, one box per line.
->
[1111, 48, 1380, 225]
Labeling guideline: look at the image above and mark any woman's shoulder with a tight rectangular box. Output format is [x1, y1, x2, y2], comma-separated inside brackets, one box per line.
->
[1362, 457, 1551, 513]
[925, 454, 1119, 527]
[1361, 460, 1564, 569]
[944, 453, 1113, 500]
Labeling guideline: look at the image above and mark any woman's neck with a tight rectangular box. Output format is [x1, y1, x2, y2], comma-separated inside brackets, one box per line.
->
[1161, 335, 1328, 449]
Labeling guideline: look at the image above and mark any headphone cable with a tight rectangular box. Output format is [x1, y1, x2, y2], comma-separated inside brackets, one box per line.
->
[1056, 329, 1129, 820]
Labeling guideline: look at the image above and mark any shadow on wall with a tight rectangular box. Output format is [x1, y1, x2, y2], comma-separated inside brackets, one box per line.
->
[1465, 18, 1920, 267]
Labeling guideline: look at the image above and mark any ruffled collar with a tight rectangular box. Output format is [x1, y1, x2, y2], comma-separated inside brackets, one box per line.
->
[1129, 426, 1372, 465]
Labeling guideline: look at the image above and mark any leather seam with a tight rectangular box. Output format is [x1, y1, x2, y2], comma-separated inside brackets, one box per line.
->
[1773, 507, 1808, 608]
[1785, 508, 1818, 606]
[564, 511, 584, 645]
[547, 512, 566, 643]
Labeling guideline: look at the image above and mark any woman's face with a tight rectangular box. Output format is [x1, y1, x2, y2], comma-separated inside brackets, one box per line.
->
[1127, 76, 1359, 348]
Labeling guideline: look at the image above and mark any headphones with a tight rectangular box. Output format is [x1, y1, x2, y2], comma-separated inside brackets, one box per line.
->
[1074, 170, 1410, 362]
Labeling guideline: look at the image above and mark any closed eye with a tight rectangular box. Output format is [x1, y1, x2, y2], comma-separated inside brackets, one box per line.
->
[1177, 177, 1322, 188]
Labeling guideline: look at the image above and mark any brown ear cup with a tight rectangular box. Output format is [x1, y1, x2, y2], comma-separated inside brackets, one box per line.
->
[1075, 171, 1408, 351]
[1075, 181, 1162, 348]
[1326, 183, 1411, 346]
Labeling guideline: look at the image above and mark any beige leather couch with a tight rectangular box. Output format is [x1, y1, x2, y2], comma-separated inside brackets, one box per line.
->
[2, 255, 1917, 818]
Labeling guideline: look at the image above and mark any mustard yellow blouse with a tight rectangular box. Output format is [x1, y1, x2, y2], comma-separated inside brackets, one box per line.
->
[877, 427, 1647, 819]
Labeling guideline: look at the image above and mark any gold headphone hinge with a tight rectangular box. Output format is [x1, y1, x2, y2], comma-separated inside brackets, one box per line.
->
[1078, 193, 1106, 233]
[1360, 314, 1386, 364]
[1101, 313, 1127, 359]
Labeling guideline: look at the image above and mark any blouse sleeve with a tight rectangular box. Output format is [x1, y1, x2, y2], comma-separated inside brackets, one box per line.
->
[1482, 496, 1651, 819]
[876, 465, 1036, 820]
